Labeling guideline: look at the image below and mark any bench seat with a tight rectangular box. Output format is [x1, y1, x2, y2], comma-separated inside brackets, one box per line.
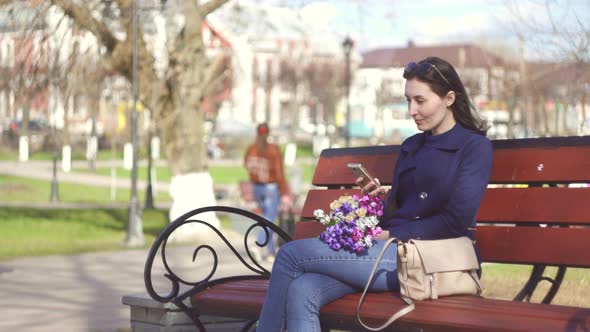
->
[145, 135, 590, 332]
[191, 279, 590, 332]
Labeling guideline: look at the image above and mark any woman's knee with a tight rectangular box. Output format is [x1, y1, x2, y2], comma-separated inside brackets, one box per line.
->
[286, 274, 355, 317]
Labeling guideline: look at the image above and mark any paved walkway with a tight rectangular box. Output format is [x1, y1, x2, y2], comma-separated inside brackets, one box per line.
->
[0, 158, 298, 331]
[0, 239, 269, 332]
[0, 247, 160, 332]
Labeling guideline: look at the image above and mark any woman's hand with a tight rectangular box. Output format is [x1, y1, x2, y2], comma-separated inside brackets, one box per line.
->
[375, 230, 390, 240]
[356, 177, 389, 197]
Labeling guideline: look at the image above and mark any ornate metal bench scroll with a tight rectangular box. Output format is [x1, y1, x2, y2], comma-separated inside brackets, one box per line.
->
[144, 206, 293, 331]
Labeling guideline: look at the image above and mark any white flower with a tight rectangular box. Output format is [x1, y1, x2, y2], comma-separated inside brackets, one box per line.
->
[356, 219, 367, 232]
[320, 216, 331, 225]
[356, 215, 378, 232]
[366, 215, 379, 228]
[363, 235, 374, 248]
[314, 209, 325, 218]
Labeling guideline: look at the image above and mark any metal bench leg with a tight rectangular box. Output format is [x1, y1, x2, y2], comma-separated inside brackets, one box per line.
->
[541, 265, 566, 304]
[513, 264, 567, 304]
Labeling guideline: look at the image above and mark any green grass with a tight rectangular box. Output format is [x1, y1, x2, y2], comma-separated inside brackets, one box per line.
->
[481, 263, 590, 307]
[85, 166, 174, 182]
[0, 174, 171, 204]
[77, 165, 251, 185]
[74, 163, 316, 185]
[0, 207, 233, 259]
[0, 207, 170, 258]
[0, 149, 85, 161]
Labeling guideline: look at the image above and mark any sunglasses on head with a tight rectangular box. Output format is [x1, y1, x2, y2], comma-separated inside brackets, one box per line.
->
[404, 62, 451, 87]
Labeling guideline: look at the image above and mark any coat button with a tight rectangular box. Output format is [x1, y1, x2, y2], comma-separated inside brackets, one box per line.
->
[419, 192, 428, 199]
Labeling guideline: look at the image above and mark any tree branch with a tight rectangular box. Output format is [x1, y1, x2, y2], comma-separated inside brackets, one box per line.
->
[50, 0, 120, 53]
[200, 0, 230, 16]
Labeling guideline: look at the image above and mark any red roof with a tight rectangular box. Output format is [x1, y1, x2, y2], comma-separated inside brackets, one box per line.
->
[527, 61, 590, 91]
[361, 43, 507, 69]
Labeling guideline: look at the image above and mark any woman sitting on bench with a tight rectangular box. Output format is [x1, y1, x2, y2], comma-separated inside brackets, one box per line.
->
[256, 56, 493, 332]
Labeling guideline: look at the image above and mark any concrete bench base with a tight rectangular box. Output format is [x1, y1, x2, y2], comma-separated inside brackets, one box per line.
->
[122, 293, 251, 332]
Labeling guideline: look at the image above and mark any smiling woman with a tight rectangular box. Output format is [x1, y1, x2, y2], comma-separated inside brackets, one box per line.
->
[255, 56, 494, 331]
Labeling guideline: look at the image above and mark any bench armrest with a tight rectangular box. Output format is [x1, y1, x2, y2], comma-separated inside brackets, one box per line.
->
[144, 206, 293, 306]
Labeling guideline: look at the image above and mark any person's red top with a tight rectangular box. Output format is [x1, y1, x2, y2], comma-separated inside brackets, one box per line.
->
[244, 143, 290, 196]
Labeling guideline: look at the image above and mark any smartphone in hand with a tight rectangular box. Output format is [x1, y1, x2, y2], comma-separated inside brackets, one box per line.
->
[347, 163, 377, 187]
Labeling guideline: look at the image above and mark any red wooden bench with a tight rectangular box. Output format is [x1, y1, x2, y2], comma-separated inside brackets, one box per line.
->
[145, 135, 590, 331]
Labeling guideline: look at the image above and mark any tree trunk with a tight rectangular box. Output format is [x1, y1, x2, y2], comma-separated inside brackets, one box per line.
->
[506, 95, 516, 139]
[158, 0, 229, 236]
[582, 86, 588, 134]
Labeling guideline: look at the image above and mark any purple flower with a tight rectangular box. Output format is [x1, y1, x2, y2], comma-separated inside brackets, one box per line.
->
[329, 242, 341, 250]
[316, 193, 384, 254]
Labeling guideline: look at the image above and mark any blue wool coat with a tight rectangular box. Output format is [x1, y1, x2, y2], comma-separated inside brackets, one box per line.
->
[380, 124, 493, 242]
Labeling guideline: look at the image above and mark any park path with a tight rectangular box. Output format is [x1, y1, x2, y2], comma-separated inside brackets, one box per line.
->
[0, 157, 307, 331]
[0, 239, 269, 332]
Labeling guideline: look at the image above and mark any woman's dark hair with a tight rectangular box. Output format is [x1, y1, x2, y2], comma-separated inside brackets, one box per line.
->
[402, 56, 488, 135]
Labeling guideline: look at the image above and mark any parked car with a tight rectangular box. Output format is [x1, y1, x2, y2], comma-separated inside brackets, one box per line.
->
[3, 119, 51, 150]
[6, 119, 47, 134]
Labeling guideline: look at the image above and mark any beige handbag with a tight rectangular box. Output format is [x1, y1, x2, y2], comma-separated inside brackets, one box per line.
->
[357, 237, 483, 331]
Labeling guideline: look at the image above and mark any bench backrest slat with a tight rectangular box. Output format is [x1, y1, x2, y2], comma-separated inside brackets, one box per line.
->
[491, 146, 590, 183]
[312, 145, 399, 187]
[312, 136, 590, 187]
[479, 187, 590, 224]
[302, 188, 590, 225]
[301, 136, 590, 268]
[477, 226, 590, 267]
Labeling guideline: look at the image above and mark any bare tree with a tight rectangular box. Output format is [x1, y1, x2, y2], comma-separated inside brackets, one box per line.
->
[2, 3, 50, 155]
[374, 77, 398, 142]
[503, 0, 590, 135]
[303, 59, 345, 137]
[278, 55, 308, 140]
[0, 0, 232, 231]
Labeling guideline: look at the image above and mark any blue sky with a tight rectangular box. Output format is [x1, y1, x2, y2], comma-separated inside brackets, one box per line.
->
[262, 0, 590, 60]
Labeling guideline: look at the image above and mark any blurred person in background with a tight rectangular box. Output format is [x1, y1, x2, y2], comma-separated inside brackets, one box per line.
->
[244, 123, 292, 261]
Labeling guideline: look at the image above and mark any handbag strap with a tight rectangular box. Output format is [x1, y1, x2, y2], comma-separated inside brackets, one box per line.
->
[356, 237, 415, 331]
[470, 270, 484, 295]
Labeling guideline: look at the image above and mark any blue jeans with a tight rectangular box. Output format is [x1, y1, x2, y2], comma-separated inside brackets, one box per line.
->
[252, 183, 281, 255]
[256, 238, 399, 331]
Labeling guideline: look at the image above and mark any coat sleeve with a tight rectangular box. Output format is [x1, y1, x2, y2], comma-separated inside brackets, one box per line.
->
[388, 137, 493, 241]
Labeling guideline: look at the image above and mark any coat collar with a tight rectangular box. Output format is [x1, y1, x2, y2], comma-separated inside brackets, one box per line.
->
[401, 124, 472, 153]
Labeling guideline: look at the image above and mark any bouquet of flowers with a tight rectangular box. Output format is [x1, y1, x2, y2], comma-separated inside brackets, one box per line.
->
[313, 194, 384, 253]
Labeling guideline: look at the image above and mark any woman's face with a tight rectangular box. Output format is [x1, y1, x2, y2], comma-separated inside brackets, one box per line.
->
[404, 78, 456, 135]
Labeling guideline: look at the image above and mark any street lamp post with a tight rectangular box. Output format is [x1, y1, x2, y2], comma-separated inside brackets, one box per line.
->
[124, 0, 144, 247]
[144, 127, 154, 209]
[50, 124, 59, 202]
[342, 36, 354, 147]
